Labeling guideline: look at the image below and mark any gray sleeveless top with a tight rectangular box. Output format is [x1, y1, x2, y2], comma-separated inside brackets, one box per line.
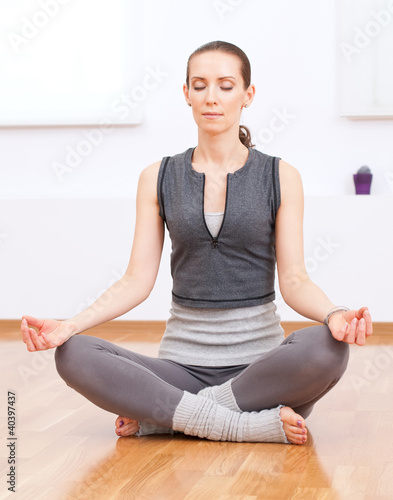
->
[157, 147, 281, 309]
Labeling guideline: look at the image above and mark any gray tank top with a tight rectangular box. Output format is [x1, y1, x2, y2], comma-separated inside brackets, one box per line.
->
[157, 147, 281, 309]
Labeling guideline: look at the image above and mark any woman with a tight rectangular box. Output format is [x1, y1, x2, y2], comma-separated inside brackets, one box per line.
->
[21, 41, 372, 445]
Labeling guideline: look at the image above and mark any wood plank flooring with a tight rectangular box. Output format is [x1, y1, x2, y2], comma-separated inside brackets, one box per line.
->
[1, 324, 393, 500]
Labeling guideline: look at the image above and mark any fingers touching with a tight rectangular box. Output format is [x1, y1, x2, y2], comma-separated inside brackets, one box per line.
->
[350, 307, 373, 345]
[21, 315, 44, 329]
[362, 308, 373, 337]
[21, 318, 48, 351]
[331, 307, 372, 346]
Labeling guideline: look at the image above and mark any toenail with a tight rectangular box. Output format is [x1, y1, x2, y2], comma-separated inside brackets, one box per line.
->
[119, 420, 124, 427]
[297, 420, 302, 428]
[302, 429, 306, 434]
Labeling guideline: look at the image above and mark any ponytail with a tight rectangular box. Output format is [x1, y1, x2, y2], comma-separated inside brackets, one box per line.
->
[239, 125, 254, 148]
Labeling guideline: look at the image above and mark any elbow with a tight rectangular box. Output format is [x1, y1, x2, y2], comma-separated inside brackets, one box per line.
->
[280, 286, 300, 309]
[121, 273, 154, 304]
[141, 286, 154, 303]
[279, 287, 293, 307]
[278, 268, 312, 306]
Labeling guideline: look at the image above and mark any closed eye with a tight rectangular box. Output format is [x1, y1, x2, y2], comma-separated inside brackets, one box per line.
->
[194, 87, 206, 91]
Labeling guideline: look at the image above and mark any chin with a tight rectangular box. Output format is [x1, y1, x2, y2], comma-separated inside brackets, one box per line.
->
[197, 121, 226, 133]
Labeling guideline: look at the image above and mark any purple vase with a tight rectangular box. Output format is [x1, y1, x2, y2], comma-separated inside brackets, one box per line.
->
[353, 173, 372, 194]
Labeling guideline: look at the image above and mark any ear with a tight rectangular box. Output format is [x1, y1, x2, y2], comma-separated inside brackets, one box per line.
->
[245, 84, 256, 106]
[183, 83, 191, 106]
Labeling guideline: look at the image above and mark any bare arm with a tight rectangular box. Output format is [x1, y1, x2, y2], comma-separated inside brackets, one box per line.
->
[275, 160, 334, 322]
[66, 161, 164, 334]
[22, 160, 165, 350]
[275, 160, 372, 345]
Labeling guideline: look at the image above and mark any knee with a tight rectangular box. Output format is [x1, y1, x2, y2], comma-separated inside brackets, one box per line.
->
[308, 325, 349, 379]
[55, 335, 90, 384]
[292, 325, 349, 380]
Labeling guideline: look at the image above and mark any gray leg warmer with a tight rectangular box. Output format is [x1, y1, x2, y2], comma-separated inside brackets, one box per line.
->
[138, 378, 240, 436]
[197, 378, 240, 411]
[172, 392, 289, 443]
[135, 421, 175, 437]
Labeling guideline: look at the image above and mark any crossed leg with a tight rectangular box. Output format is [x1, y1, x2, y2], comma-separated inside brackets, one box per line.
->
[55, 325, 348, 444]
[55, 336, 203, 426]
[231, 325, 350, 418]
[116, 325, 349, 440]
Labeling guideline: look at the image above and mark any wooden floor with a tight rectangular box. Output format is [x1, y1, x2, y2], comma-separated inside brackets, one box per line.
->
[1, 325, 393, 500]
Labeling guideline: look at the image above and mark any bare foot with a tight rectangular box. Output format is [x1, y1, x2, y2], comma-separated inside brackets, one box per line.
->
[115, 416, 140, 437]
[279, 406, 307, 445]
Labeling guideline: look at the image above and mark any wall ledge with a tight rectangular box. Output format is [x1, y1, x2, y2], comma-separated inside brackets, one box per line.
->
[3, 320, 391, 342]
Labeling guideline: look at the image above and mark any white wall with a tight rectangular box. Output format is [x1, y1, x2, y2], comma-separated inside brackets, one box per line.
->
[1, 0, 392, 322]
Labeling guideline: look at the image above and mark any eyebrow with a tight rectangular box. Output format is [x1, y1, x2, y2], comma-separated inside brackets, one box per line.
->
[190, 76, 237, 82]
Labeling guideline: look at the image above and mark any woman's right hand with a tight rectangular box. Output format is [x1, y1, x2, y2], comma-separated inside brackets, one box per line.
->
[21, 315, 77, 351]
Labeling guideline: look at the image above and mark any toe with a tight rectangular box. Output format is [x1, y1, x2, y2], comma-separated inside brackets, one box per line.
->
[287, 429, 307, 445]
[116, 421, 140, 437]
[115, 416, 140, 436]
[280, 407, 307, 445]
[294, 414, 306, 429]
[115, 416, 125, 428]
[115, 416, 137, 428]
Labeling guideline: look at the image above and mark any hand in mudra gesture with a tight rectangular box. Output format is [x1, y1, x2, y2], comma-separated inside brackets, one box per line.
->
[21, 315, 75, 351]
[327, 306, 372, 346]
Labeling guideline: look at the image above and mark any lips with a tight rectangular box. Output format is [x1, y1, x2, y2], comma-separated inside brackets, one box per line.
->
[203, 112, 223, 119]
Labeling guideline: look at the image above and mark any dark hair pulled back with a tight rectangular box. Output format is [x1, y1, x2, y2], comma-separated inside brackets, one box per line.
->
[186, 40, 254, 148]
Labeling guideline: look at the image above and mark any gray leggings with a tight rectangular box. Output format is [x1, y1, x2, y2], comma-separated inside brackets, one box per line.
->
[55, 325, 349, 428]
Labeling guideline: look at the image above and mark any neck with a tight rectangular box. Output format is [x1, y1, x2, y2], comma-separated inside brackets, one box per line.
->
[193, 127, 249, 170]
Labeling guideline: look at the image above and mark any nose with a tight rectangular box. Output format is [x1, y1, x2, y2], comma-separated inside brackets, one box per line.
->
[205, 86, 218, 105]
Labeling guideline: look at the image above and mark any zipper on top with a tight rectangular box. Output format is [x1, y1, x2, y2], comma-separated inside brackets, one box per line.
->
[202, 173, 229, 249]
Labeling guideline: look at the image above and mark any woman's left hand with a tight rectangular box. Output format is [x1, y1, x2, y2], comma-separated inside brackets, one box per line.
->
[328, 307, 373, 346]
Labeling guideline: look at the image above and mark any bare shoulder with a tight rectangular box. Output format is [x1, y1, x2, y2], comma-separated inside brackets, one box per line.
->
[137, 160, 162, 195]
[278, 159, 302, 185]
[139, 160, 161, 182]
[278, 159, 303, 203]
